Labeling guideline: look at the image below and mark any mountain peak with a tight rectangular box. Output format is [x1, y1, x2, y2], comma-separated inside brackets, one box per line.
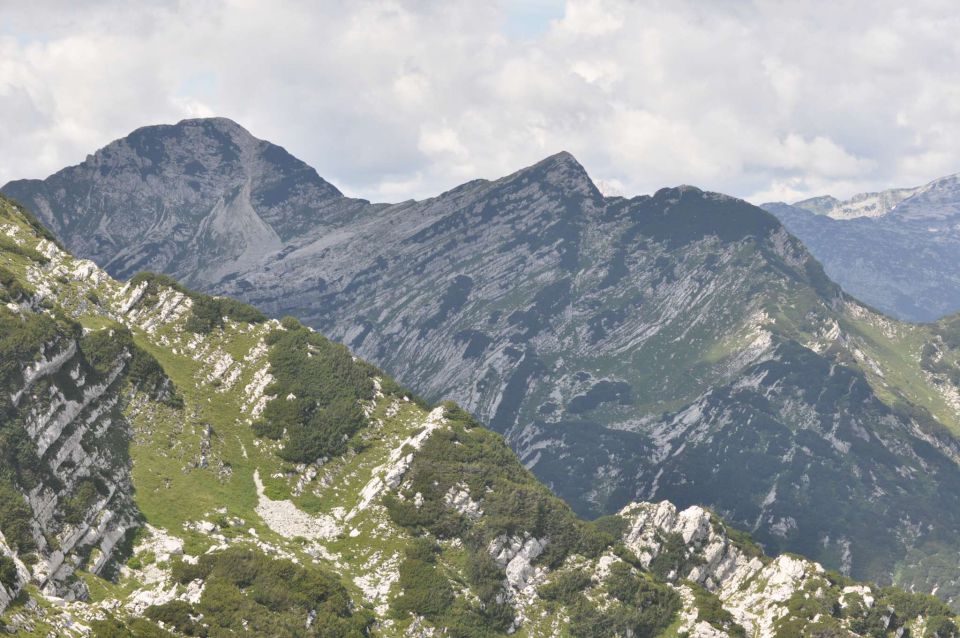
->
[512, 150, 602, 199]
[776, 172, 960, 224]
[146, 115, 254, 136]
[120, 116, 259, 155]
[543, 149, 579, 165]
[792, 194, 842, 216]
[175, 115, 251, 132]
[535, 150, 588, 175]
[0, 117, 345, 276]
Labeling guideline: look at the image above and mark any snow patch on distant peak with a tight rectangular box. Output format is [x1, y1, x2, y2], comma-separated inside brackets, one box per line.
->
[795, 185, 921, 219]
[793, 172, 960, 220]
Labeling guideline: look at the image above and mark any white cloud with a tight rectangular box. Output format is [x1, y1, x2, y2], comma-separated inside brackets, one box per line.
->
[418, 124, 469, 160]
[554, 0, 624, 36]
[0, 0, 959, 205]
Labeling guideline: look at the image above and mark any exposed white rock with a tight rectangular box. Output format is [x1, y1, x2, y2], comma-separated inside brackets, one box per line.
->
[677, 584, 731, 638]
[243, 364, 274, 419]
[126, 583, 178, 614]
[117, 281, 148, 314]
[11, 340, 77, 406]
[619, 500, 838, 638]
[841, 585, 875, 609]
[593, 553, 620, 581]
[183, 579, 205, 604]
[443, 483, 483, 520]
[348, 406, 447, 520]
[354, 552, 400, 615]
[489, 534, 548, 593]
[253, 470, 339, 540]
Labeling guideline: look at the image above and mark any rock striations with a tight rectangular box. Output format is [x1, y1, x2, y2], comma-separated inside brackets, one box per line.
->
[1, 189, 957, 635]
[9, 119, 960, 605]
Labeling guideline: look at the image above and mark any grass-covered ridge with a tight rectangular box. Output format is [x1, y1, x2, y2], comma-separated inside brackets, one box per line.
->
[128, 271, 267, 333]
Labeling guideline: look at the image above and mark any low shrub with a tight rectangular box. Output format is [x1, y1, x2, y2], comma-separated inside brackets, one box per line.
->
[391, 542, 454, 620]
[165, 546, 369, 637]
[688, 582, 745, 638]
[0, 555, 18, 589]
[564, 563, 680, 638]
[538, 569, 592, 606]
[251, 323, 374, 463]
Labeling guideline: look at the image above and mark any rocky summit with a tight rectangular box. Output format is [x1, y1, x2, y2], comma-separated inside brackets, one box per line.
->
[10, 118, 960, 607]
[4, 193, 954, 637]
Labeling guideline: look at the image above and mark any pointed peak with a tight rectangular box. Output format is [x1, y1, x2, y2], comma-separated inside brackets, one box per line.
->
[544, 149, 579, 164]
[512, 151, 602, 199]
[534, 150, 587, 173]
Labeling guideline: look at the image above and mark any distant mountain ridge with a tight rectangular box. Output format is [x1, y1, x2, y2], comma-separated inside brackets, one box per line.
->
[763, 172, 960, 321]
[11, 119, 960, 606]
[786, 173, 960, 221]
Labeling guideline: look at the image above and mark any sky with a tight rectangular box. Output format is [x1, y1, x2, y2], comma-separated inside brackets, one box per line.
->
[1, 0, 959, 204]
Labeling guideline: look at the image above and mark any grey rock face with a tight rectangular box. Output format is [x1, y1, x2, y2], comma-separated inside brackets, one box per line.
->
[3, 117, 350, 286]
[1, 322, 144, 607]
[10, 119, 960, 599]
[764, 173, 960, 322]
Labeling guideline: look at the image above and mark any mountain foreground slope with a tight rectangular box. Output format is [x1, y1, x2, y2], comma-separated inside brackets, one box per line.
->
[762, 173, 960, 322]
[9, 119, 960, 604]
[3, 194, 953, 637]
